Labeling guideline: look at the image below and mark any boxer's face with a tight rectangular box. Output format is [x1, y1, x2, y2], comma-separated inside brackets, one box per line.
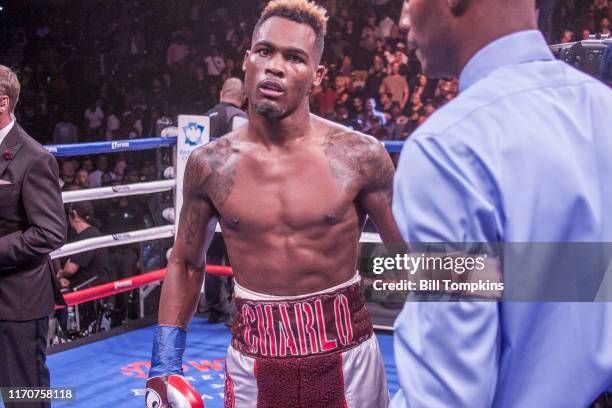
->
[244, 16, 325, 120]
[405, 0, 457, 78]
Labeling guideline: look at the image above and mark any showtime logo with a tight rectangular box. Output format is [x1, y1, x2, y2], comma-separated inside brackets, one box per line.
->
[121, 359, 224, 379]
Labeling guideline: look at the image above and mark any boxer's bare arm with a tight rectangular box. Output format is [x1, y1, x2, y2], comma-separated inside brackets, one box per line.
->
[357, 138, 404, 244]
[158, 141, 235, 330]
[324, 128, 404, 244]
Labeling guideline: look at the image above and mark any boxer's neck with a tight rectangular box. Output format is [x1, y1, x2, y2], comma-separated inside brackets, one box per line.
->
[247, 101, 312, 147]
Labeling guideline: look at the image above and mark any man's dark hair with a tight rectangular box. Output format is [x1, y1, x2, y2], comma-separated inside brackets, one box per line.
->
[253, 0, 329, 63]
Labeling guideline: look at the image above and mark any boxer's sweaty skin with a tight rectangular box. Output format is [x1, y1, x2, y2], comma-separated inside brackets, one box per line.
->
[181, 120, 397, 296]
[158, 15, 403, 329]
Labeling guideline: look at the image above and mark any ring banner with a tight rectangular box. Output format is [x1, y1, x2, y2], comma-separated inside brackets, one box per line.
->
[176, 115, 211, 232]
[359, 242, 612, 302]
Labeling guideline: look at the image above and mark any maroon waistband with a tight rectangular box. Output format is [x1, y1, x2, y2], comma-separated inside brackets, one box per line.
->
[231, 280, 373, 358]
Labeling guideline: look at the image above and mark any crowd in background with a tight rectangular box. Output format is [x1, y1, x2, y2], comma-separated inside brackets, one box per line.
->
[0, 0, 609, 298]
[2, 0, 609, 149]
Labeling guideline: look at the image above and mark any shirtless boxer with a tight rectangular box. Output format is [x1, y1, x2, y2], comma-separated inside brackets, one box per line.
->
[146, 1, 403, 407]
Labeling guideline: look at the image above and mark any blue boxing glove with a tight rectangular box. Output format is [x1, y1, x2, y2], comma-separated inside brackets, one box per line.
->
[145, 326, 204, 408]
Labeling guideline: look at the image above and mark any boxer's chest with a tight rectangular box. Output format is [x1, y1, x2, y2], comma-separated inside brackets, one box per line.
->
[214, 147, 362, 232]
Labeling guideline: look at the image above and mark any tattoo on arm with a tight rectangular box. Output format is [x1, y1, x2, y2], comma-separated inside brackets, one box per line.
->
[177, 138, 239, 247]
[323, 128, 395, 194]
[202, 138, 239, 206]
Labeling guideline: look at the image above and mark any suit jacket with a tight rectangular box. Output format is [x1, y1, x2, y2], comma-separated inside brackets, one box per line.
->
[0, 122, 67, 321]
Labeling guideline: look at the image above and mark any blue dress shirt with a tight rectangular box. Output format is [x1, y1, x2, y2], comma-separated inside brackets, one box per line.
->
[391, 30, 612, 407]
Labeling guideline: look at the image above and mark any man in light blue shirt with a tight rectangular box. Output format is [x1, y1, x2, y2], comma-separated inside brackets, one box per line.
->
[392, 0, 612, 407]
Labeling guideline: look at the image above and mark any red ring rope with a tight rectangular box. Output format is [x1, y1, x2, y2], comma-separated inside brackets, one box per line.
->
[59, 264, 233, 308]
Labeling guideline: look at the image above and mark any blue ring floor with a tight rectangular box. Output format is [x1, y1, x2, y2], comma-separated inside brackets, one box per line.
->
[41, 317, 398, 407]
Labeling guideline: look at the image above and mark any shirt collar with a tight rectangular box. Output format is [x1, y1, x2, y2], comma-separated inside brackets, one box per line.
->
[0, 119, 15, 146]
[459, 30, 554, 92]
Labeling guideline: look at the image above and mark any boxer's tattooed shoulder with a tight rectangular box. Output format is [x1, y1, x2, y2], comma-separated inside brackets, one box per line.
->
[200, 137, 240, 207]
[179, 138, 240, 246]
[323, 127, 394, 193]
[323, 128, 365, 191]
[185, 137, 240, 206]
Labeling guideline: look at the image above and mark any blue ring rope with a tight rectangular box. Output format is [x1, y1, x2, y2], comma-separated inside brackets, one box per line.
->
[44, 137, 404, 156]
[45, 137, 178, 157]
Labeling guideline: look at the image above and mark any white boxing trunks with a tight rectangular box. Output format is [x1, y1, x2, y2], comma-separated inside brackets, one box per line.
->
[224, 274, 389, 408]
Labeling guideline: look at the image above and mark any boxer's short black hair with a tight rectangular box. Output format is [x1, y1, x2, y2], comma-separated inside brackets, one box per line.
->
[253, 0, 329, 63]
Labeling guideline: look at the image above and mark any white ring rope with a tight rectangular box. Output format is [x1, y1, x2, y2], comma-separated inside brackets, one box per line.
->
[50, 225, 175, 259]
[62, 179, 176, 203]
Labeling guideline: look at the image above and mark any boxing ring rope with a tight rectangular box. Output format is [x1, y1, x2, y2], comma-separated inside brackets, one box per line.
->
[51, 225, 176, 259]
[60, 265, 233, 308]
[62, 179, 176, 203]
[44, 137, 177, 156]
[45, 136, 403, 159]
[47, 126, 397, 327]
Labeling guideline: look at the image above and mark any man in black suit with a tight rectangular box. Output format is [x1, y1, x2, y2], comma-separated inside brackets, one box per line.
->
[0, 65, 67, 407]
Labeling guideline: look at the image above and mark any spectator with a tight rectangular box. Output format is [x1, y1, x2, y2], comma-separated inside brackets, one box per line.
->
[105, 105, 121, 141]
[329, 31, 350, 62]
[109, 159, 127, 182]
[379, 92, 394, 117]
[379, 14, 395, 38]
[367, 97, 387, 125]
[59, 161, 75, 189]
[387, 42, 409, 67]
[347, 96, 367, 130]
[84, 99, 105, 141]
[89, 155, 109, 188]
[411, 74, 435, 100]
[334, 74, 349, 95]
[75, 168, 90, 189]
[139, 161, 156, 182]
[360, 27, 378, 54]
[601, 17, 611, 35]
[582, 29, 592, 39]
[342, 19, 360, 45]
[313, 78, 338, 116]
[380, 61, 410, 110]
[365, 55, 387, 99]
[560, 29, 574, 43]
[53, 111, 79, 145]
[204, 47, 226, 77]
[339, 55, 354, 76]
[57, 201, 109, 290]
[166, 32, 190, 67]
[81, 159, 94, 173]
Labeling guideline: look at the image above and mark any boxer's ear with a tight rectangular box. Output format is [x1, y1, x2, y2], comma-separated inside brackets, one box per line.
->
[312, 66, 326, 87]
[242, 50, 251, 72]
[447, 0, 469, 16]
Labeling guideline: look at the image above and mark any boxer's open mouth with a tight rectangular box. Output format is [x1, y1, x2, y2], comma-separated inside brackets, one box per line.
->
[258, 80, 285, 97]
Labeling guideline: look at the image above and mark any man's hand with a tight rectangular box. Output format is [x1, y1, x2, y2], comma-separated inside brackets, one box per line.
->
[146, 326, 204, 408]
[58, 277, 70, 288]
